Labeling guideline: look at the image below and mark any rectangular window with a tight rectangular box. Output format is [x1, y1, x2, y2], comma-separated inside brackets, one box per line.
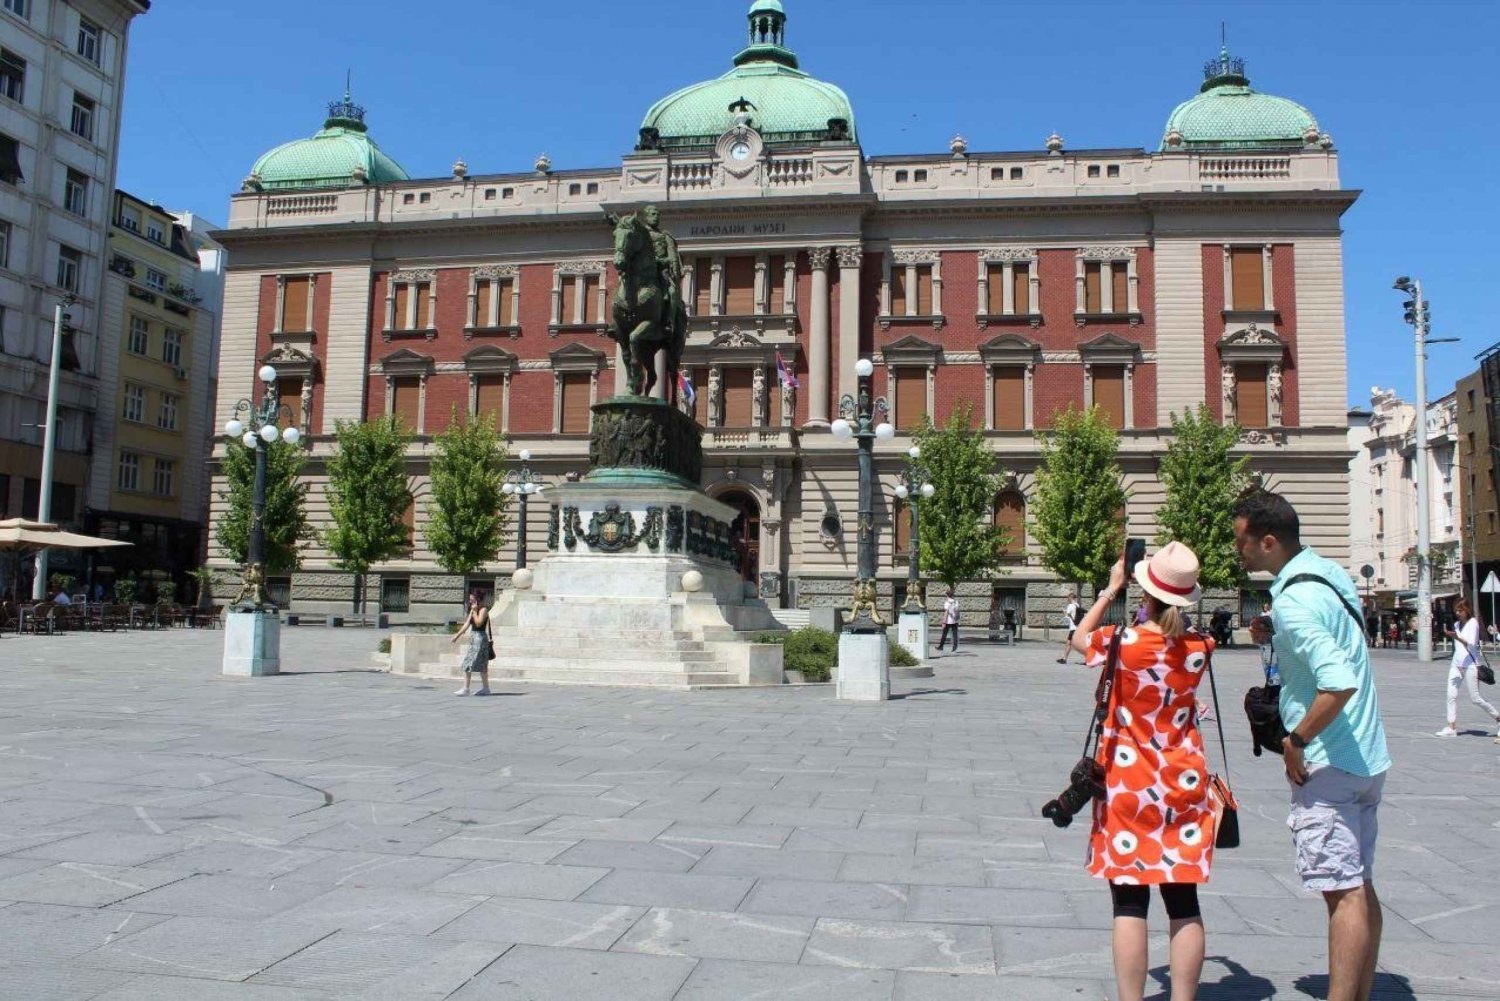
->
[475, 280, 493, 327]
[914, 266, 933, 315]
[0, 48, 23, 103]
[1235, 362, 1268, 428]
[145, 267, 167, 291]
[56, 245, 81, 291]
[913, 169, 928, 182]
[1111, 264, 1129, 314]
[400, 499, 415, 548]
[392, 282, 410, 328]
[390, 376, 420, 428]
[767, 255, 786, 312]
[152, 458, 174, 497]
[3, 1, 28, 20]
[724, 256, 756, 314]
[985, 264, 1005, 315]
[722, 367, 754, 427]
[413, 281, 431, 328]
[0, 219, 9, 268]
[894, 368, 926, 430]
[581, 274, 601, 323]
[119, 206, 139, 232]
[1106, 164, 1121, 178]
[117, 451, 139, 492]
[381, 574, 410, 611]
[128, 316, 148, 355]
[1093, 365, 1126, 429]
[483, 188, 496, 201]
[64, 169, 87, 215]
[157, 393, 179, 431]
[890, 266, 907, 315]
[280, 275, 312, 331]
[145, 219, 164, 244]
[559, 372, 591, 434]
[122, 384, 144, 423]
[1013, 263, 1031, 314]
[992, 367, 1025, 431]
[474, 278, 517, 327]
[276, 377, 303, 429]
[161, 328, 183, 367]
[693, 259, 712, 315]
[70, 93, 94, 141]
[77, 18, 101, 65]
[475, 373, 504, 416]
[1087, 165, 1101, 178]
[0, 132, 21, 184]
[1083, 261, 1102, 313]
[1230, 247, 1265, 311]
[559, 276, 578, 325]
[1010, 166, 1023, 180]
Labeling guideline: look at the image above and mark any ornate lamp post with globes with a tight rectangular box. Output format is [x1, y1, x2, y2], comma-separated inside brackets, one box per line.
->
[830, 357, 895, 700]
[892, 445, 935, 663]
[502, 450, 548, 570]
[221, 364, 300, 676]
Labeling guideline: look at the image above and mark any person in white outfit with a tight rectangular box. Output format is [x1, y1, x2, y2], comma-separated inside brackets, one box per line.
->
[1436, 598, 1500, 740]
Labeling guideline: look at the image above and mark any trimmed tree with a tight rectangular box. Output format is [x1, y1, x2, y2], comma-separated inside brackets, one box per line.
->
[1156, 405, 1251, 592]
[323, 416, 414, 613]
[911, 404, 1008, 588]
[1031, 405, 1128, 589]
[215, 439, 310, 573]
[425, 409, 510, 576]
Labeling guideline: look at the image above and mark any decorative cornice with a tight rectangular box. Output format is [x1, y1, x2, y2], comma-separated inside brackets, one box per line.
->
[391, 269, 436, 283]
[473, 264, 520, 280]
[979, 247, 1038, 262]
[555, 259, 609, 275]
[1076, 245, 1138, 261]
[892, 248, 940, 265]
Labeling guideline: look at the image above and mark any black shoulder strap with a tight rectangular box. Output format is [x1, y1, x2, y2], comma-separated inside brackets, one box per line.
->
[1281, 573, 1364, 632]
[1203, 645, 1230, 782]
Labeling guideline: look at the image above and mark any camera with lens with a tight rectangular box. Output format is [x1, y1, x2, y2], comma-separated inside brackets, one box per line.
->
[1041, 755, 1106, 828]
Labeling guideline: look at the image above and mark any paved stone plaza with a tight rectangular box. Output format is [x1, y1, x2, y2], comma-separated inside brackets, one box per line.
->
[0, 628, 1495, 1000]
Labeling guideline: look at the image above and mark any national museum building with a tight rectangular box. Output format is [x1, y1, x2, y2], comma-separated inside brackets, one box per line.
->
[210, 1, 1356, 623]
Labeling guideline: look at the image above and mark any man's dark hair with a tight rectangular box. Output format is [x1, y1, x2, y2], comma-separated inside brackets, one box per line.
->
[1232, 490, 1300, 547]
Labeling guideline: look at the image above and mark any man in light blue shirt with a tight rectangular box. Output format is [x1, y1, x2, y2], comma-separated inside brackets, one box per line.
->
[1234, 490, 1389, 1001]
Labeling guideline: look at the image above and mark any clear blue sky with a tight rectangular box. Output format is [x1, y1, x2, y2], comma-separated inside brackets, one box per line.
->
[118, 0, 1497, 411]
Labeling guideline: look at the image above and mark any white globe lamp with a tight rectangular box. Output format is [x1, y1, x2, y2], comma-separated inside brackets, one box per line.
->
[258, 365, 277, 384]
[908, 445, 921, 459]
[519, 449, 531, 461]
[259, 424, 279, 443]
[830, 418, 853, 440]
[854, 358, 874, 378]
[225, 419, 244, 438]
[502, 483, 516, 495]
[921, 483, 936, 499]
[894, 483, 909, 500]
[241, 431, 258, 449]
[281, 426, 301, 446]
[875, 422, 895, 440]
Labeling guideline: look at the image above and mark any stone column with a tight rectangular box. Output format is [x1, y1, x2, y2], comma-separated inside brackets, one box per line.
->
[836, 246, 863, 406]
[806, 247, 832, 427]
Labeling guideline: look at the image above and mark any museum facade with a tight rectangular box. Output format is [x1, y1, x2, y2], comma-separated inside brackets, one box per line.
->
[209, 1, 1357, 624]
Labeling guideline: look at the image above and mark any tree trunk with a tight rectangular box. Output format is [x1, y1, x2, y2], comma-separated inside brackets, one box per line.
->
[352, 572, 362, 615]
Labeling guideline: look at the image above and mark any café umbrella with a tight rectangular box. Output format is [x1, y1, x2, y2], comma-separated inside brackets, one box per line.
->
[0, 519, 131, 598]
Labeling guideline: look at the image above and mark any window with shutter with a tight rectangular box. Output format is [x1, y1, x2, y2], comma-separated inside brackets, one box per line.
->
[994, 491, 1026, 560]
[722, 368, 755, 427]
[475, 374, 504, 417]
[985, 264, 1005, 315]
[414, 283, 432, 329]
[1231, 247, 1265, 311]
[560, 277, 578, 324]
[915, 266, 933, 315]
[767, 255, 786, 312]
[724, 256, 755, 314]
[893, 500, 911, 560]
[1013, 263, 1031, 315]
[281, 276, 311, 332]
[895, 369, 926, 430]
[694, 259, 712, 315]
[992, 367, 1025, 431]
[582, 274, 601, 323]
[391, 376, 421, 428]
[1235, 363, 1269, 428]
[1092, 366, 1126, 429]
[560, 373, 591, 433]
[1084, 262, 1102, 313]
[497, 279, 515, 326]
[890, 266, 907, 315]
[277, 378, 303, 429]
[475, 281, 493, 327]
[1111, 265, 1129, 314]
[392, 283, 410, 329]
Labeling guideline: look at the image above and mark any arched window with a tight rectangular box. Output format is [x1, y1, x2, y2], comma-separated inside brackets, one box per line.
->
[994, 490, 1026, 562]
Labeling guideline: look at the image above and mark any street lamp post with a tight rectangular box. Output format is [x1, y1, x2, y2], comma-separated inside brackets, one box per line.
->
[31, 294, 76, 600]
[502, 449, 547, 570]
[223, 365, 301, 611]
[893, 445, 935, 610]
[831, 358, 894, 632]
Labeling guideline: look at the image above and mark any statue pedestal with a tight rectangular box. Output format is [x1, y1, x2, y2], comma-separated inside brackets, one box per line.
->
[837, 631, 889, 701]
[894, 610, 934, 679]
[223, 610, 280, 677]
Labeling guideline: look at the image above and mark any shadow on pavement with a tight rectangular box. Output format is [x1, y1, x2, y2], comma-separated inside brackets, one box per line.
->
[1149, 956, 1275, 1000]
[1294, 972, 1417, 999]
[891, 688, 968, 699]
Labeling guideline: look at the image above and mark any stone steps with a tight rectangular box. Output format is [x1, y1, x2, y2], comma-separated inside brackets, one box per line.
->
[493, 663, 741, 688]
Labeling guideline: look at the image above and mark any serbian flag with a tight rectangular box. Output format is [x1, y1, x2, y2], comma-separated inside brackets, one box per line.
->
[776, 350, 800, 390]
[678, 369, 696, 406]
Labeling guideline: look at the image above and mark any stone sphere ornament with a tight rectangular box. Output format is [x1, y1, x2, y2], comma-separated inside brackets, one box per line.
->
[1046, 132, 1065, 153]
[681, 570, 705, 593]
[512, 568, 535, 590]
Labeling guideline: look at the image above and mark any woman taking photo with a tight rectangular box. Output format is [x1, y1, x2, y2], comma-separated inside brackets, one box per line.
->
[450, 589, 493, 697]
[1070, 542, 1217, 1001]
[1437, 597, 1500, 739]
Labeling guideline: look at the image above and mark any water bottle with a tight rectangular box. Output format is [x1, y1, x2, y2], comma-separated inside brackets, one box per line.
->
[1261, 643, 1281, 687]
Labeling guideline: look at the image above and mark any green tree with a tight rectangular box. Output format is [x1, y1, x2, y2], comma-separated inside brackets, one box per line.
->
[1156, 405, 1251, 590]
[323, 416, 414, 612]
[215, 439, 309, 573]
[425, 409, 510, 575]
[911, 404, 1008, 588]
[1031, 406, 1128, 589]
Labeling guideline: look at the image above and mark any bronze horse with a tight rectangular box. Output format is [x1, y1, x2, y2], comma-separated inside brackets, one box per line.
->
[607, 212, 686, 402]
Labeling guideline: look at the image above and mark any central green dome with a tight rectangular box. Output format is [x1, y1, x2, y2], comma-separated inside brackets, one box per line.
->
[247, 93, 410, 191]
[640, 1, 856, 150]
[1160, 48, 1321, 151]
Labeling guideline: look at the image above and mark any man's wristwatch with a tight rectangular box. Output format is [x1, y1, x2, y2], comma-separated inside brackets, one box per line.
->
[1287, 731, 1309, 750]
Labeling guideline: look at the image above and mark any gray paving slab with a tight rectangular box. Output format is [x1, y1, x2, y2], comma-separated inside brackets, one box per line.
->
[612, 906, 815, 962]
[92, 976, 327, 1000]
[110, 873, 330, 921]
[739, 877, 908, 921]
[0, 903, 171, 964]
[447, 943, 695, 1000]
[430, 896, 645, 950]
[0, 963, 139, 1001]
[802, 916, 996, 974]
[674, 958, 896, 999]
[553, 838, 705, 872]
[250, 930, 503, 996]
[428, 859, 609, 900]
[578, 869, 754, 910]
[0, 862, 190, 908]
[76, 915, 337, 981]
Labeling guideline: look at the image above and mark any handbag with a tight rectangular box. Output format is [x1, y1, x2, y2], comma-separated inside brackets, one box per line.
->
[1476, 646, 1496, 686]
[482, 620, 496, 663]
[1203, 647, 1240, 850]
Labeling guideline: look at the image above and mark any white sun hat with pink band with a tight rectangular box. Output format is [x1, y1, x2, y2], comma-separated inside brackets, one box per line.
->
[1133, 540, 1202, 607]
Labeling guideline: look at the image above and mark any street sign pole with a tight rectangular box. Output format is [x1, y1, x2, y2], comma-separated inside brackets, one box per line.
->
[1481, 571, 1500, 641]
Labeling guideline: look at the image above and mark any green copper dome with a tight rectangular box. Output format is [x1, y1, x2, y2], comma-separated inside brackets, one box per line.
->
[248, 94, 410, 190]
[1160, 49, 1320, 151]
[639, 1, 856, 151]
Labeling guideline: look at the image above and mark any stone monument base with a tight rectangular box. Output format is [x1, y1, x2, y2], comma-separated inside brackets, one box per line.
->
[893, 610, 935, 679]
[837, 631, 890, 701]
[223, 610, 280, 677]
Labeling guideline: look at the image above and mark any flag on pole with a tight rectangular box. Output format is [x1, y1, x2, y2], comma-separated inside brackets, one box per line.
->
[775, 350, 800, 390]
[678, 369, 696, 407]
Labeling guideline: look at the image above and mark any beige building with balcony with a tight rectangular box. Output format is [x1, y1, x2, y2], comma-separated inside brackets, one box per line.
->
[210, 2, 1358, 624]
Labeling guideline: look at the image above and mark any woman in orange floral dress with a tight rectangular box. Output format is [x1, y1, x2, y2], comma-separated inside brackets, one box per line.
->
[1070, 541, 1216, 1001]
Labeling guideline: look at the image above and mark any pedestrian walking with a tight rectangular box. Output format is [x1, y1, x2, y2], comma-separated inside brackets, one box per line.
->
[451, 589, 493, 696]
[1436, 598, 1500, 740]
[936, 588, 960, 652]
[1070, 542, 1217, 1001]
[1057, 591, 1080, 664]
[1234, 490, 1390, 1001]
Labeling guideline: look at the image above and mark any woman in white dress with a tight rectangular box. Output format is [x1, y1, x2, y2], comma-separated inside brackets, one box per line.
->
[450, 589, 492, 697]
[1437, 598, 1500, 739]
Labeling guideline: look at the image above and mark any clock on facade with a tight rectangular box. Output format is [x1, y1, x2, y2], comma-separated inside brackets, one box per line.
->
[730, 142, 752, 162]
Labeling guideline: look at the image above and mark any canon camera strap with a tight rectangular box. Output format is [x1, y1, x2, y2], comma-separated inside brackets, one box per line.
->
[1078, 624, 1126, 761]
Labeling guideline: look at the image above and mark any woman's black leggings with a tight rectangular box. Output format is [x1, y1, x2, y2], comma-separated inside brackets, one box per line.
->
[1109, 882, 1201, 920]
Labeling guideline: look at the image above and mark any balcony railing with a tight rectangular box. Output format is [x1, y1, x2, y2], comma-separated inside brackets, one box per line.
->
[1199, 157, 1292, 181]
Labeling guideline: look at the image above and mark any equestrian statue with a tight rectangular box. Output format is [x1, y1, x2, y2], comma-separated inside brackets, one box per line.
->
[606, 204, 689, 403]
